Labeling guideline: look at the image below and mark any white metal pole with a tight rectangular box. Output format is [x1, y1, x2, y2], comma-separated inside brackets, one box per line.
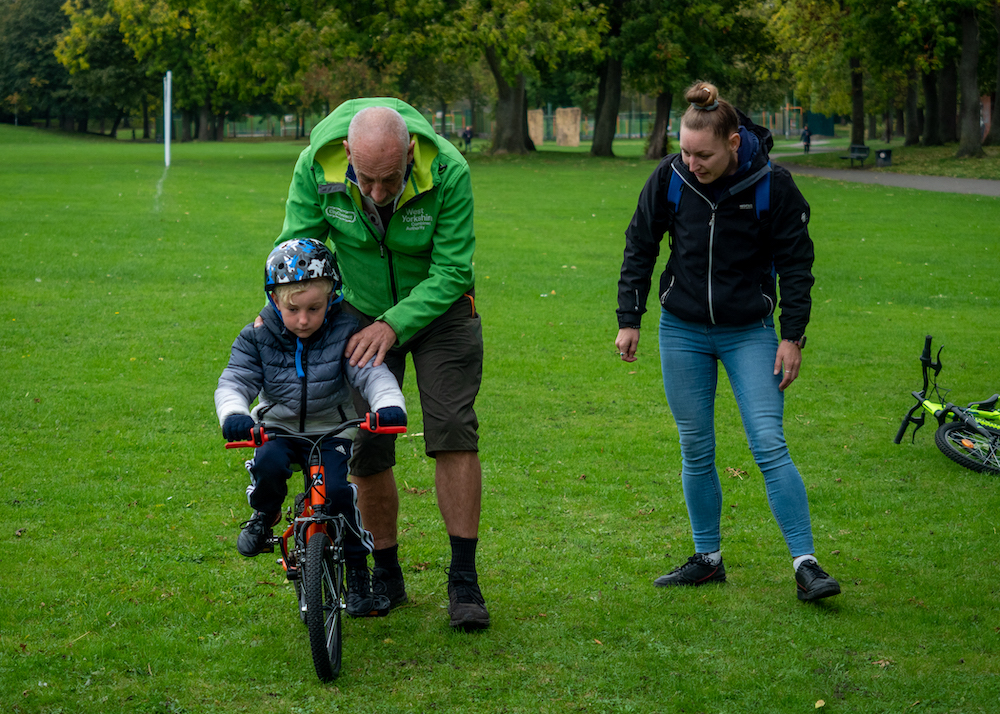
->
[164, 71, 172, 167]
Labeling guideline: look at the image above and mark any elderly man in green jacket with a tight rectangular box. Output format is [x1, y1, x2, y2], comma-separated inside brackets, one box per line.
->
[273, 98, 487, 630]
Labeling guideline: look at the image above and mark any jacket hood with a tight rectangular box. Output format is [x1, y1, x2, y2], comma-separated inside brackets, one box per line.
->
[304, 97, 464, 200]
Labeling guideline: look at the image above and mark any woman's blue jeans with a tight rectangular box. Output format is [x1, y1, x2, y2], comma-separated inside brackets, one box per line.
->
[658, 309, 814, 557]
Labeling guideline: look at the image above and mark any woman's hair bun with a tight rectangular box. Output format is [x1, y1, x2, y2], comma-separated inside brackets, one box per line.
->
[685, 82, 719, 108]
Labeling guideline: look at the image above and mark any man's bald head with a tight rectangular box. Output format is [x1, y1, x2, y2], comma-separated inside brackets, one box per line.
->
[347, 106, 411, 153]
[343, 106, 415, 207]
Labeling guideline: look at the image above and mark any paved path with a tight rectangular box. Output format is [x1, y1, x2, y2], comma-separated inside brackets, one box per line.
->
[770, 152, 1000, 197]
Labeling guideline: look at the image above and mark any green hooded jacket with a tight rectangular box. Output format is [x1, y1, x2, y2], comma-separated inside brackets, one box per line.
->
[276, 98, 475, 346]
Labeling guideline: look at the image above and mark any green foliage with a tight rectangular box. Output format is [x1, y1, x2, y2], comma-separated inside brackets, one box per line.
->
[0, 0, 76, 121]
[55, 0, 154, 126]
[2, 125, 1000, 713]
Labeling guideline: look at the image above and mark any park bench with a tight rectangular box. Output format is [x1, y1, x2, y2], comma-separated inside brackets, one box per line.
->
[840, 144, 870, 168]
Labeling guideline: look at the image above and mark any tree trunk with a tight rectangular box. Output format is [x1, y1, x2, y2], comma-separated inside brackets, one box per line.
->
[142, 96, 150, 139]
[591, 57, 623, 157]
[988, 1, 1000, 145]
[922, 69, 942, 145]
[939, 58, 958, 142]
[199, 100, 211, 141]
[181, 110, 193, 142]
[110, 107, 126, 138]
[645, 91, 673, 160]
[905, 72, 920, 145]
[956, 7, 985, 157]
[867, 113, 877, 140]
[483, 45, 530, 154]
[895, 108, 905, 138]
[77, 112, 88, 133]
[521, 93, 535, 151]
[850, 56, 865, 145]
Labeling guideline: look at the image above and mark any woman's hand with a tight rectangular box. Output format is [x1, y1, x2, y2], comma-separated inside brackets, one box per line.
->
[774, 340, 802, 391]
[615, 328, 640, 363]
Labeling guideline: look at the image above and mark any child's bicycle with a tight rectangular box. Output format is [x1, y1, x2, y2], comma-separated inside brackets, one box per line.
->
[226, 414, 406, 682]
[894, 335, 1000, 474]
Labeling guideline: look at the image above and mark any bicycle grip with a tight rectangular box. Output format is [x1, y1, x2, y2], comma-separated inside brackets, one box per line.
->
[224, 425, 270, 449]
[360, 412, 408, 434]
[893, 418, 909, 444]
[921, 335, 932, 362]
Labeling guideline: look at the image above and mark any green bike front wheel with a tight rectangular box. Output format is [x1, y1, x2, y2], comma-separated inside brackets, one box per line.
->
[304, 531, 344, 682]
[934, 422, 1000, 475]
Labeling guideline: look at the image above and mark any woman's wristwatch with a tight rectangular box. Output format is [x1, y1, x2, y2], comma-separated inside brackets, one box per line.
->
[783, 336, 807, 349]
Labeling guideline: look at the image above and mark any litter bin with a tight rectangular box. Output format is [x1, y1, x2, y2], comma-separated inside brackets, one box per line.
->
[876, 149, 892, 167]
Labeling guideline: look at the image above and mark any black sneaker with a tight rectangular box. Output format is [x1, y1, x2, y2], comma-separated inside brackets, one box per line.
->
[237, 511, 278, 557]
[654, 553, 726, 587]
[346, 566, 390, 617]
[795, 560, 841, 601]
[446, 568, 490, 630]
[373, 566, 409, 609]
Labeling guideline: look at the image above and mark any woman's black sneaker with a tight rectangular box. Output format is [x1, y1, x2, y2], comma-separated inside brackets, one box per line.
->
[795, 560, 841, 601]
[654, 553, 726, 587]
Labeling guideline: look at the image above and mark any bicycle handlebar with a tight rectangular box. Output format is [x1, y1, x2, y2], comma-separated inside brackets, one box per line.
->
[224, 414, 406, 450]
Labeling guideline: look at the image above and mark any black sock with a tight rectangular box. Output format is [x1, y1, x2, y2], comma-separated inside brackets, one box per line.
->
[346, 555, 368, 570]
[373, 544, 402, 575]
[449, 535, 478, 574]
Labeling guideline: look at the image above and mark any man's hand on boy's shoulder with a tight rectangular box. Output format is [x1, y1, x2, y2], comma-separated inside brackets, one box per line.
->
[346, 321, 396, 368]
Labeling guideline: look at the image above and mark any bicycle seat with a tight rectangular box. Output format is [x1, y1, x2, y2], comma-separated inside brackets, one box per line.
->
[968, 394, 999, 412]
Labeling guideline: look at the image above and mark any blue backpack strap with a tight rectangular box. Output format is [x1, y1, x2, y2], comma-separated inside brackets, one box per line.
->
[755, 161, 771, 222]
[667, 167, 683, 213]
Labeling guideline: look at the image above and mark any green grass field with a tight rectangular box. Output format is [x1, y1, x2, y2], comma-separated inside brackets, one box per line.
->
[2, 124, 999, 713]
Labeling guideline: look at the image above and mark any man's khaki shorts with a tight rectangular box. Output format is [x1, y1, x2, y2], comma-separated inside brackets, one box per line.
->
[345, 294, 483, 478]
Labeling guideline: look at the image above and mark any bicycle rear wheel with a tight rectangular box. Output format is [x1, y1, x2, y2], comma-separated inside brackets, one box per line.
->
[934, 422, 1000, 474]
[304, 531, 344, 681]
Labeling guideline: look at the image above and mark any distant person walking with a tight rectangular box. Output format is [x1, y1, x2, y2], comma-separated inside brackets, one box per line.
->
[800, 125, 812, 154]
[615, 81, 840, 602]
[462, 125, 473, 152]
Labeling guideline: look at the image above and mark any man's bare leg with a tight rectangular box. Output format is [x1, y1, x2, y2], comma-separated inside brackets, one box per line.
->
[436, 450, 489, 629]
[351, 467, 399, 549]
[434, 451, 481, 538]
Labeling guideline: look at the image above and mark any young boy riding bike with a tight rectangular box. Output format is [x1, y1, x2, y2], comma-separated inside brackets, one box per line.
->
[215, 239, 407, 617]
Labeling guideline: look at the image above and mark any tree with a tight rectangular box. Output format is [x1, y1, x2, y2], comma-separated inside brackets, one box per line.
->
[987, 1, 1000, 145]
[456, 0, 606, 154]
[0, 0, 77, 127]
[590, 0, 625, 157]
[56, 0, 154, 137]
[622, 0, 774, 159]
[955, 4, 985, 156]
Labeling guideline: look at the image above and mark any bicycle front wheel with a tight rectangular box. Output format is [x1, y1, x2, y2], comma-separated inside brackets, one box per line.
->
[934, 422, 1000, 474]
[304, 531, 344, 681]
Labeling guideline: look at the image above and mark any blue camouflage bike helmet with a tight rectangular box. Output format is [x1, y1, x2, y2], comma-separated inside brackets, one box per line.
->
[264, 239, 340, 294]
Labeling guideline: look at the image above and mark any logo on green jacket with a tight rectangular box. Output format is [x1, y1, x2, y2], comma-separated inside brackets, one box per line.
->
[401, 207, 433, 231]
[325, 206, 356, 223]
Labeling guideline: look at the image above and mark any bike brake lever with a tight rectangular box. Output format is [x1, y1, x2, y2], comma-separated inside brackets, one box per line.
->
[930, 346, 943, 378]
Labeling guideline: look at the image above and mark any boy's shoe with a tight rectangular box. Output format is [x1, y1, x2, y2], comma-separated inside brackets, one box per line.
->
[346, 566, 390, 617]
[795, 560, 841, 601]
[373, 566, 409, 609]
[446, 568, 490, 631]
[654, 553, 727, 587]
[237, 511, 279, 557]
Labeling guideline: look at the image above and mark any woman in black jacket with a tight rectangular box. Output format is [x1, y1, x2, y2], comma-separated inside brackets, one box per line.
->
[615, 82, 840, 602]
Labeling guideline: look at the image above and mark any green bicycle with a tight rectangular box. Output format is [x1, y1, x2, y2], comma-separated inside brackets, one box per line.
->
[895, 335, 1000, 474]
